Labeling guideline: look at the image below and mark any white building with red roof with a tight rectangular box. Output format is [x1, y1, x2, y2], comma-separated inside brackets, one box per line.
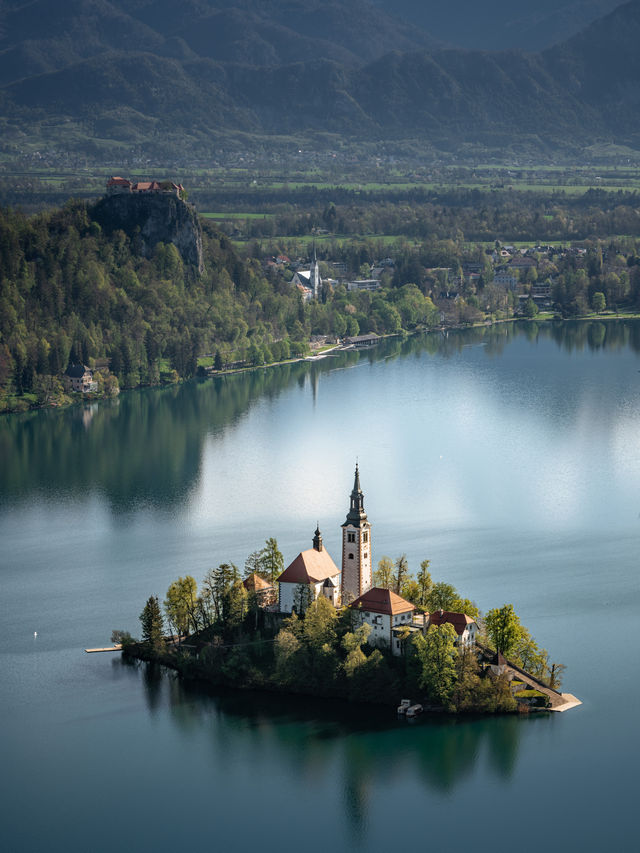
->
[349, 587, 415, 656]
[106, 176, 132, 193]
[277, 527, 341, 614]
[427, 610, 478, 647]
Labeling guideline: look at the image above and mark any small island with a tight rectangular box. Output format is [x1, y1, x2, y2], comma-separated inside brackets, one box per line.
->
[115, 466, 580, 715]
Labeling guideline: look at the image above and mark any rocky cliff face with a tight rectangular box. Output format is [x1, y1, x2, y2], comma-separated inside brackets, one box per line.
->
[91, 192, 204, 273]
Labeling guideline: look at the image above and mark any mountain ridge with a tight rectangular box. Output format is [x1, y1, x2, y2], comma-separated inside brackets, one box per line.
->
[2, 0, 640, 160]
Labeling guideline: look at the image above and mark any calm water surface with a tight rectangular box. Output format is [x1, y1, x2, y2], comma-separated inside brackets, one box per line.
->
[1, 321, 639, 852]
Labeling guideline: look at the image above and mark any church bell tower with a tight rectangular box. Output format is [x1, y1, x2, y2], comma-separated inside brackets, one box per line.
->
[310, 243, 321, 300]
[341, 464, 372, 603]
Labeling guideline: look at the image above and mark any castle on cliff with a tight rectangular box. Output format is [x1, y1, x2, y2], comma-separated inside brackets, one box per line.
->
[106, 176, 185, 198]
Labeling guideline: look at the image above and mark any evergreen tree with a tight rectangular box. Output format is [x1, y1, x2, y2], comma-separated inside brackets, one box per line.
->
[140, 595, 164, 651]
[260, 537, 284, 583]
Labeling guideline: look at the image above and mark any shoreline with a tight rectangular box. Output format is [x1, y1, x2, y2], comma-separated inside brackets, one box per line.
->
[3, 313, 638, 416]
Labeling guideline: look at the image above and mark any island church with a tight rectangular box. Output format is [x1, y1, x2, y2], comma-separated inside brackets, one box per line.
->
[275, 466, 480, 657]
[277, 464, 373, 611]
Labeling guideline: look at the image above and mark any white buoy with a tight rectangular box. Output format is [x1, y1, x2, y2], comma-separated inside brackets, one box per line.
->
[34, 631, 37, 638]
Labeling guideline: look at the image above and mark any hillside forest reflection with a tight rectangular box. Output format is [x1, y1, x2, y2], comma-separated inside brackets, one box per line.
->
[2, 319, 639, 512]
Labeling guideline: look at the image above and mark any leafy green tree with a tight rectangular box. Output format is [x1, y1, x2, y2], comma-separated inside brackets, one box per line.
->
[485, 604, 521, 657]
[424, 581, 479, 618]
[140, 595, 164, 651]
[413, 623, 458, 705]
[342, 623, 371, 678]
[374, 556, 394, 588]
[400, 579, 421, 603]
[426, 582, 460, 612]
[274, 628, 301, 686]
[111, 629, 133, 648]
[303, 595, 337, 650]
[512, 626, 549, 679]
[592, 291, 606, 313]
[164, 576, 199, 637]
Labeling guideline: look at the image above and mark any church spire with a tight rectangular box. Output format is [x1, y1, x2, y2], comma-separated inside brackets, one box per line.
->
[313, 523, 323, 552]
[345, 463, 367, 526]
[341, 463, 372, 602]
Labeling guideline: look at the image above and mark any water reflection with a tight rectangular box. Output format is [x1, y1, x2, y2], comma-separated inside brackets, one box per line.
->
[125, 658, 525, 816]
[2, 319, 639, 513]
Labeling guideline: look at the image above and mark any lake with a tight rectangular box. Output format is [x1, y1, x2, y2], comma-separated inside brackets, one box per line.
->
[1, 320, 639, 852]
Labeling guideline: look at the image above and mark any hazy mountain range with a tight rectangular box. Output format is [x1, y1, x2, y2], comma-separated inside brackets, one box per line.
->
[1, 0, 639, 161]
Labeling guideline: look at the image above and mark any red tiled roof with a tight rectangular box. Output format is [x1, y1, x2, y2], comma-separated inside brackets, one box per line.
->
[243, 573, 274, 592]
[133, 181, 162, 191]
[107, 176, 131, 186]
[277, 548, 339, 584]
[349, 587, 415, 616]
[428, 610, 476, 636]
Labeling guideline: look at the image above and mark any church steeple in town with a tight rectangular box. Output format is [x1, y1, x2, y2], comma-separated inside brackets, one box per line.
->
[341, 463, 372, 603]
[310, 241, 321, 300]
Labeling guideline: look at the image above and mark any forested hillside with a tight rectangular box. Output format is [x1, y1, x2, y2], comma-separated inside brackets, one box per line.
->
[0, 198, 439, 412]
[0, 200, 305, 410]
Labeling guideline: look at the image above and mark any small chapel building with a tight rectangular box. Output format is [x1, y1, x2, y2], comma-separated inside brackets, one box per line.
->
[291, 246, 322, 300]
[277, 527, 341, 613]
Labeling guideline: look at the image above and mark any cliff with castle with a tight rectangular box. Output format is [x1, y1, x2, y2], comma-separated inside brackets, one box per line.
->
[91, 177, 204, 273]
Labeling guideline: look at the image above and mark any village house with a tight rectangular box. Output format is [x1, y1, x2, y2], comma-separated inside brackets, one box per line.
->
[242, 573, 277, 608]
[349, 587, 416, 656]
[65, 363, 97, 393]
[493, 270, 519, 290]
[346, 279, 382, 292]
[427, 609, 478, 647]
[344, 334, 380, 348]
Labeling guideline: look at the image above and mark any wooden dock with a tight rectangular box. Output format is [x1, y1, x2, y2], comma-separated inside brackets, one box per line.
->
[84, 644, 122, 653]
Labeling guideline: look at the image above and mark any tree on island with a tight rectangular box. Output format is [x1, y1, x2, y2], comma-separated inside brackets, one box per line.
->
[140, 595, 164, 651]
[394, 554, 409, 595]
[260, 537, 284, 584]
[293, 582, 314, 614]
[485, 603, 521, 657]
[374, 556, 394, 588]
[201, 563, 241, 624]
[425, 581, 479, 619]
[415, 559, 433, 608]
[164, 575, 200, 638]
[412, 623, 458, 706]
